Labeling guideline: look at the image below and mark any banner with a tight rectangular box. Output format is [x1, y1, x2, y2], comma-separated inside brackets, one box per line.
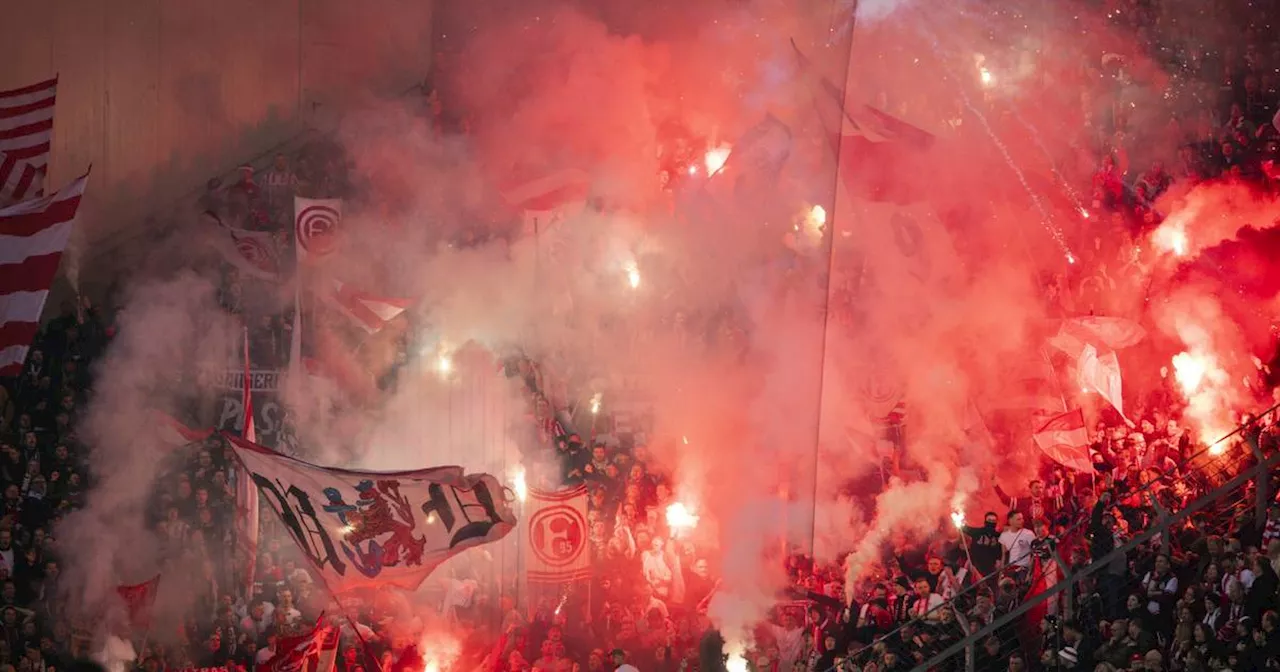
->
[225, 434, 517, 593]
[294, 197, 342, 262]
[199, 368, 287, 392]
[525, 486, 591, 583]
[213, 389, 287, 448]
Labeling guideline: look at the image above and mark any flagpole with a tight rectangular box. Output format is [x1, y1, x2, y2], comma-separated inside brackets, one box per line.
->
[805, 0, 859, 562]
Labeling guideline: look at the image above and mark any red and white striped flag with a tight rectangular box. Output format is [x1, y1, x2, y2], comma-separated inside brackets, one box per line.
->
[0, 78, 57, 207]
[0, 171, 88, 377]
[502, 169, 590, 262]
[150, 410, 213, 450]
[501, 168, 591, 214]
[1033, 408, 1093, 472]
[320, 279, 411, 334]
[238, 328, 260, 593]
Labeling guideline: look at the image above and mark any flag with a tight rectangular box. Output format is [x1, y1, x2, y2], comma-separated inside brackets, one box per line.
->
[320, 280, 412, 334]
[1021, 554, 1061, 635]
[312, 625, 340, 672]
[791, 40, 934, 203]
[1078, 344, 1125, 418]
[502, 169, 590, 265]
[224, 432, 517, 593]
[309, 328, 379, 402]
[150, 411, 213, 450]
[792, 41, 953, 308]
[988, 349, 1068, 416]
[1047, 316, 1145, 359]
[525, 485, 591, 583]
[1033, 409, 1093, 472]
[501, 168, 591, 216]
[258, 619, 338, 672]
[0, 171, 89, 376]
[294, 197, 342, 262]
[238, 328, 260, 593]
[0, 78, 57, 206]
[115, 575, 161, 630]
[212, 224, 280, 281]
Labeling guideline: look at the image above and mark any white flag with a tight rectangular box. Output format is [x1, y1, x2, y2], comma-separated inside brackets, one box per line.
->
[525, 485, 591, 583]
[1078, 344, 1125, 419]
[225, 433, 517, 593]
[294, 197, 342, 262]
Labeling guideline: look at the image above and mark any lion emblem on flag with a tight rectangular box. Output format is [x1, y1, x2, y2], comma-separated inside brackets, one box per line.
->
[322, 480, 427, 578]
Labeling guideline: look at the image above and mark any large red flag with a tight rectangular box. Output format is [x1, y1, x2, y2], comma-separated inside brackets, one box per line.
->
[116, 575, 161, 630]
[257, 619, 338, 672]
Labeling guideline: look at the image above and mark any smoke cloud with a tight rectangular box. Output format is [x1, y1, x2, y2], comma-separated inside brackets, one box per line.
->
[57, 0, 1280, 650]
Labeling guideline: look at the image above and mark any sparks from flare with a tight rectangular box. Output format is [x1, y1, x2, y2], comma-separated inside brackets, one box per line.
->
[589, 393, 602, 414]
[950, 510, 965, 529]
[979, 67, 995, 87]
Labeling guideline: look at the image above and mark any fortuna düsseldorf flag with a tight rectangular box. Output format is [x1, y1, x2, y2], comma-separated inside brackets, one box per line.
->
[525, 485, 591, 583]
[294, 197, 341, 262]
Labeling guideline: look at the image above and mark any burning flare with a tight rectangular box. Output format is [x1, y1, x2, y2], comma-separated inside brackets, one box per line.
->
[665, 502, 700, 533]
[1172, 351, 1209, 394]
[724, 641, 748, 672]
[950, 509, 965, 529]
[704, 144, 732, 175]
[1171, 350, 1234, 448]
[624, 260, 641, 289]
[418, 631, 461, 672]
[512, 466, 528, 503]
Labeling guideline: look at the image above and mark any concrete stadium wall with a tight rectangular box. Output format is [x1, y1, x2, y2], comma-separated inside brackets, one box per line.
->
[0, 0, 435, 294]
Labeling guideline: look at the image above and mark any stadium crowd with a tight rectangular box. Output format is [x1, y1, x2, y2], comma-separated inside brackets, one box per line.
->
[4, 1, 1280, 672]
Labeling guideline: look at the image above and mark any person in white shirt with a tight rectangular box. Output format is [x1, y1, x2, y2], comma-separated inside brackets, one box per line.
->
[256, 632, 278, 665]
[910, 577, 945, 622]
[999, 511, 1036, 573]
[275, 588, 303, 624]
[641, 537, 674, 598]
[239, 600, 275, 641]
